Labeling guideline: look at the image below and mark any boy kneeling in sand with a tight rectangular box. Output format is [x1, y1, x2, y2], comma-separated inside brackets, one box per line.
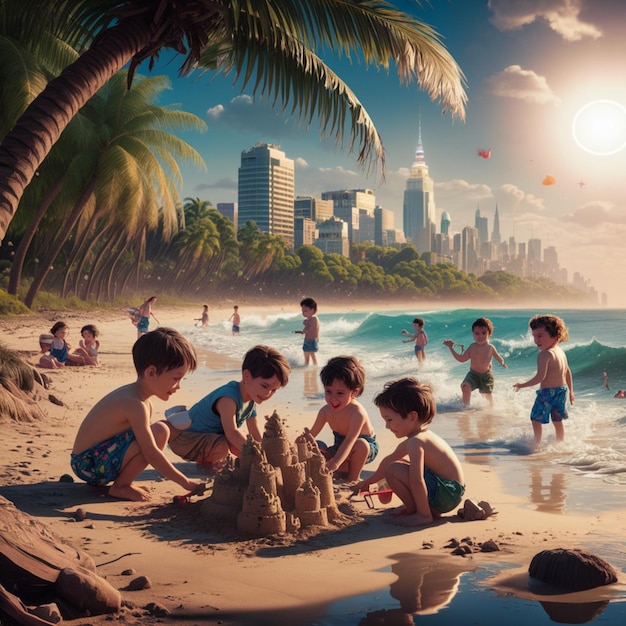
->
[168, 345, 291, 468]
[71, 328, 203, 501]
[356, 377, 465, 527]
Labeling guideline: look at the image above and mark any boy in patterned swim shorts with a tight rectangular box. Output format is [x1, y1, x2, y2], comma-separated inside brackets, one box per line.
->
[514, 314, 575, 448]
[443, 317, 507, 407]
[71, 327, 202, 501]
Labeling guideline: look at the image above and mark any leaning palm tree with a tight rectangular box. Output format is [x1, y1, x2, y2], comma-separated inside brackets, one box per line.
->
[0, 0, 466, 241]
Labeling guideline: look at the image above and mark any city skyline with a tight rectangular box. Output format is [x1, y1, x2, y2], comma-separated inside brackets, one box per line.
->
[144, 1, 626, 305]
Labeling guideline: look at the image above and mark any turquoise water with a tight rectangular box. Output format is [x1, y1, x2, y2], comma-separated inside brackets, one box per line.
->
[184, 308, 626, 492]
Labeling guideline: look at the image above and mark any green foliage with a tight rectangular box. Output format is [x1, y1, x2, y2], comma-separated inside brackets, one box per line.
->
[0, 289, 30, 315]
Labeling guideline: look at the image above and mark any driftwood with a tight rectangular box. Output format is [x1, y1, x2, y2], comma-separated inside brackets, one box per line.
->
[0, 496, 120, 624]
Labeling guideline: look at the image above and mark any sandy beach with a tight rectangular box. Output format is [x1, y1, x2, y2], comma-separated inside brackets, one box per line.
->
[1, 303, 626, 625]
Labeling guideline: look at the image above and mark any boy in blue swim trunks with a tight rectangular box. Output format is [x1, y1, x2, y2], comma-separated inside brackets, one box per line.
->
[356, 377, 465, 527]
[443, 317, 507, 407]
[71, 327, 202, 501]
[295, 296, 320, 366]
[514, 314, 574, 447]
[307, 356, 378, 482]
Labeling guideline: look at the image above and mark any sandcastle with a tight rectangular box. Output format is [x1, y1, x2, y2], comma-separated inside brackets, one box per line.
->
[203, 410, 341, 536]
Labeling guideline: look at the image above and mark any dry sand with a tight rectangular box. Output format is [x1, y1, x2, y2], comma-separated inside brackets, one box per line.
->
[1, 304, 625, 625]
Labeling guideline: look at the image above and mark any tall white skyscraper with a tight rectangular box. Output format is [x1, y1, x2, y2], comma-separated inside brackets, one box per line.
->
[238, 142, 295, 247]
[403, 121, 435, 252]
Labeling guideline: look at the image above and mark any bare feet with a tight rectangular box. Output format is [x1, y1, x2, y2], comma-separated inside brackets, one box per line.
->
[108, 484, 151, 502]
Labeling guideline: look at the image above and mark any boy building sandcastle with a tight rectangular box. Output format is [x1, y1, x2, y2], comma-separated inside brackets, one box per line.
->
[514, 314, 574, 447]
[356, 377, 465, 527]
[70, 327, 202, 501]
[443, 317, 507, 407]
[307, 356, 378, 482]
[168, 345, 291, 468]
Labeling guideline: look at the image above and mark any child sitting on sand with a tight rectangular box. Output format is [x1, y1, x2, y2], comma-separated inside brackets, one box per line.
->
[168, 345, 291, 469]
[443, 317, 507, 407]
[306, 356, 378, 482]
[39, 321, 91, 368]
[72, 324, 100, 366]
[356, 377, 465, 527]
[513, 314, 574, 447]
[70, 327, 202, 501]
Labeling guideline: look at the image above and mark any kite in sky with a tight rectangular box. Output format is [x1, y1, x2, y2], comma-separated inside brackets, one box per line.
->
[542, 175, 556, 185]
[477, 148, 491, 159]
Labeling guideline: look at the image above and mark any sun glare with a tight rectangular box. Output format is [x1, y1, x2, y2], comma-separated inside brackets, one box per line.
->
[572, 100, 626, 156]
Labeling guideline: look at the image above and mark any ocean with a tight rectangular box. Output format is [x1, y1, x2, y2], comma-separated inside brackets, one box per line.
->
[182, 307, 626, 510]
[178, 306, 626, 624]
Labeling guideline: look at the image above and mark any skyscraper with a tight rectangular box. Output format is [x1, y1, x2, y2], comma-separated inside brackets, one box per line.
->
[492, 204, 501, 245]
[403, 121, 435, 252]
[238, 142, 295, 246]
[475, 206, 488, 245]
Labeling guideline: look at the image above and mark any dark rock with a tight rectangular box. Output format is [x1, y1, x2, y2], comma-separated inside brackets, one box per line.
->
[48, 394, 64, 406]
[529, 548, 618, 591]
[451, 544, 473, 556]
[126, 576, 151, 591]
[480, 539, 500, 552]
[121, 568, 136, 576]
[59, 474, 74, 483]
[144, 601, 169, 617]
[73, 508, 86, 522]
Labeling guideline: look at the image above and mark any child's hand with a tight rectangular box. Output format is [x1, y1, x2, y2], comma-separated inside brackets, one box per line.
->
[401, 329, 408, 336]
[502, 362, 508, 369]
[443, 339, 454, 347]
[513, 383, 521, 392]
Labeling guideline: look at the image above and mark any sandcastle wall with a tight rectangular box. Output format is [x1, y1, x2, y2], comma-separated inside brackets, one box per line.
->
[206, 411, 342, 537]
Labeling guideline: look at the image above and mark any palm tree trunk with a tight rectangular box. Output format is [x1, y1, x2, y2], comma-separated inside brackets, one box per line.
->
[24, 174, 97, 307]
[0, 16, 154, 242]
[7, 177, 64, 295]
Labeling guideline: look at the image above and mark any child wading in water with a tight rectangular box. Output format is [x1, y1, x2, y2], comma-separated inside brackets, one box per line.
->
[401, 317, 428, 364]
[514, 314, 574, 448]
[443, 317, 507, 407]
[356, 377, 465, 527]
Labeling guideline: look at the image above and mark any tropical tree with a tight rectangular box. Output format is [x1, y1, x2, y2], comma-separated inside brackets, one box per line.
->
[0, 0, 466, 241]
[22, 72, 206, 305]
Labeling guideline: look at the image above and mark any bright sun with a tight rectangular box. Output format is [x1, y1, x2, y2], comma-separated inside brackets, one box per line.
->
[572, 99, 626, 156]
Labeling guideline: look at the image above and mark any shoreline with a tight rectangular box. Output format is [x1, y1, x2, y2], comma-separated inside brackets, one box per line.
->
[1, 305, 626, 624]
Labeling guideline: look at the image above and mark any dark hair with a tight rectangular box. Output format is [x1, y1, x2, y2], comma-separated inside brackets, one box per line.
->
[300, 297, 317, 312]
[472, 317, 494, 335]
[374, 377, 436, 426]
[529, 314, 569, 342]
[80, 324, 99, 337]
[50, 321, 68, 335]
[132, 327, 197, 376]
[242, 345, 290, 386]
[320, 356, 365, 396]
[412, 317, 425, 327]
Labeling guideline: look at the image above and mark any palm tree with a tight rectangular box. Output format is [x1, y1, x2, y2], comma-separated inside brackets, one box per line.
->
[0, 0, 466, 241]
[22, 72, 206, 306]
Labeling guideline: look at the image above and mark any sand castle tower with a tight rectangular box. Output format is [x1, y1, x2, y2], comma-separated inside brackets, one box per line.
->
[204, 411, 343, 537]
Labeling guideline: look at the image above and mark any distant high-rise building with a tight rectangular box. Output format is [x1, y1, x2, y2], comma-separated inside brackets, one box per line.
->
[374, 206, 394, 246]
[440, 210, 451, 235]
[314, 216, 349, 257]
[475, 206, 488, 245]
[321, 188, 375, 244]
[403, 121, 435, 252]
[238, 142, 295, 247]
[216, 202, 238, 231]
[294, 217, 316, 249]
[294, 196, 333, 223]
[492, 205, 501, 245]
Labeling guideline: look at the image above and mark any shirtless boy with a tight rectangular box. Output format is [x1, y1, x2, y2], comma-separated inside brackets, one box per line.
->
[513, 314, 574, 447]
[295, 296, 320, 366]
[356, 377, 465, 527]
[401, 317, 428, 364]
[307, 356, 378, 482]
[71, 328, 202, 501]
[443, 317, 507, 407]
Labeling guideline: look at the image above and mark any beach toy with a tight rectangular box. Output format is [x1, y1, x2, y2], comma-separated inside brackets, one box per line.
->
[350, 488, 394, 509]
[173, 482, 207, 507]
[165, 405, 192, 429]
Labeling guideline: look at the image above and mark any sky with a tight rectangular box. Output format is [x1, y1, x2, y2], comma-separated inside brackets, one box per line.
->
[144, 0, 626, 307]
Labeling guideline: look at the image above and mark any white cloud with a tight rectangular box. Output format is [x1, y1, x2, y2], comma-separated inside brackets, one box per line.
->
[295, 157, 308, 168]
[486, 65, 561, 104]
[488, 0, 602, 42]
[206, 104, 224, 119]
[563, 200, 626, 227]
